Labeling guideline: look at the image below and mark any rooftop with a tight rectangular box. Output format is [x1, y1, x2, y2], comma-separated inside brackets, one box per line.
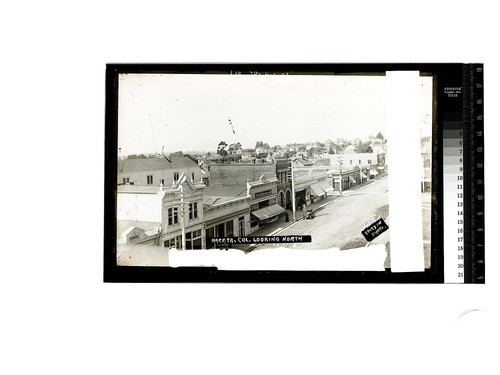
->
[119, 156, 199, 173]
[117, 220, 161, 236]
[117, 185, 163, 194]
[202, 185, 248, 199]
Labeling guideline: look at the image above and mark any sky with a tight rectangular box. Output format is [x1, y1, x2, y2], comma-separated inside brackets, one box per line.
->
[118, 73, 432, 156]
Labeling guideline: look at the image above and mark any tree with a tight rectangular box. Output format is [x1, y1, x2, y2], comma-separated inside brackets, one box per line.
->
[169, 151, 184, 157]
[376, 131, 385, 140]
[354, 142, 373, 153]
[217, 141, 228, 163]
[255, 141, 270, 150]
[228, 142, 242, 154]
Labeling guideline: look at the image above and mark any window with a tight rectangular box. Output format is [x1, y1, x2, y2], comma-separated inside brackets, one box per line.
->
[191, 172, 195, 181]
[226, 221, 234, 237]
[368, 160, 372, 164]
[147, 175, 153, 184]
[164, 236, 181, 249]
[185, 229, 202, 250]
[206, 227, 215, 249]
[129, 234, 139, 241]
[238, 217, 245, 237]
[189, 202, 198, 220]
[350, 160, 353, 165]
[123, 177, 130, 184]
[359, 160, 361, 165]
[160, 178, 164, 185]
[173, 172, 179, 182]
[258, 200, 270, 209]
[216, 223, 225, 238]
[168, 207, 178, 225]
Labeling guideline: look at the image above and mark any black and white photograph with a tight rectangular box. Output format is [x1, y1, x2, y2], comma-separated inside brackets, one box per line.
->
[113, 69, 433, 272]
[3, 2, 498, 375]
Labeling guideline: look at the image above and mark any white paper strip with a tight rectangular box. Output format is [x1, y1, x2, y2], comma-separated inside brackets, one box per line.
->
[386, 71, 425, 272]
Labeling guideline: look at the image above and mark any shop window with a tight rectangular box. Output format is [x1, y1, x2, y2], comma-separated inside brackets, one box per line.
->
[206, 227, 215, 249]
[226, 221, 234, 237]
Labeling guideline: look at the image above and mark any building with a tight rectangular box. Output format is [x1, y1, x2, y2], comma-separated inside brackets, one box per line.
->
[118, 156, 204, 186]
[291, 161, 334, 210]
[116, 173, 251, 250]
[247, 175, 285, 231]
[275, 159, 293, 210]
[116, 185, 165, 246]
[330, 153, 378, 168]
[208, 163, 287, 230]
[202, 187, 251, 249]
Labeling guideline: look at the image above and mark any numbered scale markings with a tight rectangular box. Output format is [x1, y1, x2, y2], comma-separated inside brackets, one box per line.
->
[444, 64, 484, 283]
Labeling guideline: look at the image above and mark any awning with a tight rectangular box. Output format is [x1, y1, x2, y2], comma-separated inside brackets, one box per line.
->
[309, 183, 324, 197]
[361, 172, 368, 179]
[251, 204, 286, 220]
[370, 169, 379, 176]
[266, 204, 286, 216]
[349, 176, 356, 183]
[251, 207, 271, 220]
[318, 180, 335, 193]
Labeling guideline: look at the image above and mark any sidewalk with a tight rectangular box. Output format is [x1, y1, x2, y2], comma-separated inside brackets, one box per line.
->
[239, 194, 341, 252]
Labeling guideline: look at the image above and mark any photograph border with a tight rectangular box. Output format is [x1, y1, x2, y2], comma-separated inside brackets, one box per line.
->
[103, 63, 474, 283]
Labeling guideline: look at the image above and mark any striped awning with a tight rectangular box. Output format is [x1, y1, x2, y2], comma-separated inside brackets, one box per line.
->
[361, 172, 368, 179]
[349, 176, 356, 183]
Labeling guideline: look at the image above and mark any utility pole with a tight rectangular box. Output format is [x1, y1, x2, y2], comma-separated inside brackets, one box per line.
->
[176, 175, 187, 250]
[338, 156, 343, 197]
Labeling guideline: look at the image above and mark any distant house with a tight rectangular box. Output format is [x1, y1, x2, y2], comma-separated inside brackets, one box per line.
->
[117, 156, 204, 186]
[330, 153, 377, 168]
[292, 156, 314, 167]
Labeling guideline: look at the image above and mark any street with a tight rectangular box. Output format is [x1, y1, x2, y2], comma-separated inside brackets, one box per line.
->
[267, 176, 389, 250]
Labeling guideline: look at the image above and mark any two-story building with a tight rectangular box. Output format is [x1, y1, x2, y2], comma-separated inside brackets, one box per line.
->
[118, 156, 203, 187]
[275, 159, 293, 210]
[246, 176, 285, 231]
[116, 173, 252, 250]
[202, 186, 251, 249]
[291, 165, 334, 209]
